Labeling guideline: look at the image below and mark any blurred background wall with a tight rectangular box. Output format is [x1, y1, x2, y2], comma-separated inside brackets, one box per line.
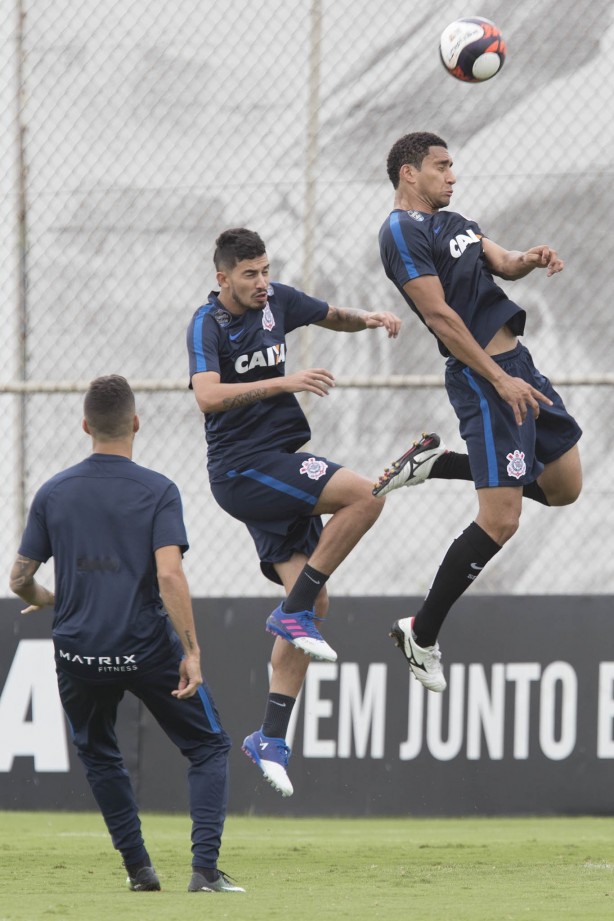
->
[1, 0, 612, 598]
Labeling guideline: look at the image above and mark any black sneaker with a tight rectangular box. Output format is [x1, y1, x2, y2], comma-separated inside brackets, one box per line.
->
[188, 869, 245, 892]
[373, 433, 445, 496]
[126, 866, 161, 891]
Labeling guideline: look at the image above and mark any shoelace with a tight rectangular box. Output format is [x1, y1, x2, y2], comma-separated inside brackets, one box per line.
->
[270, 738, 291, 765]
[291, 611, 326, 640]
[217, 870, 241, 886]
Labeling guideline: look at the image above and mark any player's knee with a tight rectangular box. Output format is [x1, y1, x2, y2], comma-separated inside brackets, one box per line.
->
[480, 511, 520, 545]
[541, 449, 582, 506]
[499, 518, 520, 544]
[361, 490, 385, 527]
[548, 481, 582, 506]
[330, 476, 385, 528]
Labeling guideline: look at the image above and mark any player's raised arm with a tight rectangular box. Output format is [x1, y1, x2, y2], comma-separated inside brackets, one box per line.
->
[316, 305, 401, 338]
[191, 368, 335, 413]
[483, 238, 564, 280]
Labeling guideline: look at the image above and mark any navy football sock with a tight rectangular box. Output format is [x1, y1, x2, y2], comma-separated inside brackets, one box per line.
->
[413, 522, 501, 647]
[522, 480, 550, 505]
[430, 451, 472, 480]
[262, 693, 295, 739]
[283, 565, 329, 614]
[125, 855, 153, 876]
[193, 866, 219, 881]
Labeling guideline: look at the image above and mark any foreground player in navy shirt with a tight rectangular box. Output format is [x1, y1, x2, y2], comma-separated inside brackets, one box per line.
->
[187, 227, 402, 797]
[374, 131, 582, 692]
[9, 375, 243, 894]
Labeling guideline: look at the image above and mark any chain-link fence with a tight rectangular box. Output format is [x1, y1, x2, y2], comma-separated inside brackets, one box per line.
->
[2, 0, 613, 598]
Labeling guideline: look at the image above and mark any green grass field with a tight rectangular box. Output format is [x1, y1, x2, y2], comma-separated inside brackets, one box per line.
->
[1, 811, 613, 921]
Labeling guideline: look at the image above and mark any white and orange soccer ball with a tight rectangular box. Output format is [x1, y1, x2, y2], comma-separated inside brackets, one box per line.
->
[439, 16, 506, 83]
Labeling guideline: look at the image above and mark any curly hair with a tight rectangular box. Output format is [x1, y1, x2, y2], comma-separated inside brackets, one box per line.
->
[386, 132, 448, 189]
[213, 228, 267, 270]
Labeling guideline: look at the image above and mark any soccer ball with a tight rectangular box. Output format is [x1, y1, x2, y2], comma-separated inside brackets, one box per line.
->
[439, 17, 506, 82]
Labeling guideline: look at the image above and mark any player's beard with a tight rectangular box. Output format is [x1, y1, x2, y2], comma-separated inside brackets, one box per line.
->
[229, 285, 266, 312]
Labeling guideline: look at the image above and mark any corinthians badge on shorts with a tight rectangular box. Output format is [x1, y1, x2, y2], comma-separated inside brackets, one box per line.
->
[299, 457, 328, 480]
[506, 449, 526, 479]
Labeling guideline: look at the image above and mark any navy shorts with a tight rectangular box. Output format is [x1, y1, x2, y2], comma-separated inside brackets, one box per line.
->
[445, 343, 582, 488]
[210, 450, 343, 584]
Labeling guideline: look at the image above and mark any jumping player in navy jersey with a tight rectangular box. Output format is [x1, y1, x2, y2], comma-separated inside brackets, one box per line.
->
[374, 131, 582, 692]
[187, 227, 402, 796]
[9, 375, 243, 894]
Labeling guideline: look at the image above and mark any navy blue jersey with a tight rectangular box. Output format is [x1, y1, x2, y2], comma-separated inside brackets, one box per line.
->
[18, 454, 189, 679]
[379, 209, 526, 358]
[187, 283, 329, 480]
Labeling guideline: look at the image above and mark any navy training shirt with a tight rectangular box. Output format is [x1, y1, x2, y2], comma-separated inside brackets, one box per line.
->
[379, 208, 526, 359]
[18, 454, 189, 680]
[187, 282, 329, 480]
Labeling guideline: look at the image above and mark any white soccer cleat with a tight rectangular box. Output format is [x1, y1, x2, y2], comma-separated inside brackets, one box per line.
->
[373, 433, 446, 497]
[390, 616, 447, 692]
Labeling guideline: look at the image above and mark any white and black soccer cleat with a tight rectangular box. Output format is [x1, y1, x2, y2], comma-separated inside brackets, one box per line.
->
[373, 433, 446, 497]
[389, 616, 447, 692]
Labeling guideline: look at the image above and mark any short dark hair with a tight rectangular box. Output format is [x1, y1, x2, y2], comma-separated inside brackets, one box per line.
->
[213, 228, 266, 271]
[386, 132, 448, 189]
[83, 375, 135, 441]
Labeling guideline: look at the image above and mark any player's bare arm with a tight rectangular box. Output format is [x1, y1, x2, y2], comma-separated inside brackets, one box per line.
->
[317, 305, 401, 338]
[405, 274, 552, 425]
[483, 238, 564, 279]
[9, 553, 55, 613]
[155, 545, 203, 699]
[192, 368, 335, 413]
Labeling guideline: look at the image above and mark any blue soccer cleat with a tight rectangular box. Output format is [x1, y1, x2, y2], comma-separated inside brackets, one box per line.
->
[242, 729, 294, 797]
[265, 605, 337, 662]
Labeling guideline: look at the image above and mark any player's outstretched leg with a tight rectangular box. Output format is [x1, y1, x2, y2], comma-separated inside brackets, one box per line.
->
[373, 433, 446, 496]
[389, 615, 446, 692]
[242, 729, 294, 797]
[266, 603, 337, 662]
